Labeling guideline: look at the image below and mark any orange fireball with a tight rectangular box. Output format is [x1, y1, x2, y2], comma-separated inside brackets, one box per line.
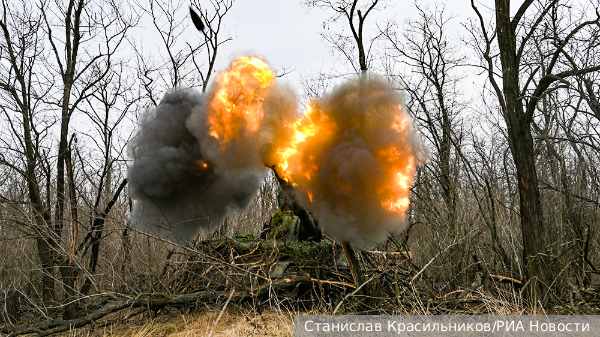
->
[274, 81, 416, 215]
[276, 101, 336, 186]
[203, 57, 420, 248]
[207, 56, 275, 144]
[268, 77, 420, 248]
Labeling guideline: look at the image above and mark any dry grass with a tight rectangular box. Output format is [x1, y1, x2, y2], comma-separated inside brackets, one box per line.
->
[57, 306, 295, 337]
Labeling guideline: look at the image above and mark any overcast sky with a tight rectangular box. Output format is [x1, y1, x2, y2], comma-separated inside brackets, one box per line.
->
[205, 0, 481, 91]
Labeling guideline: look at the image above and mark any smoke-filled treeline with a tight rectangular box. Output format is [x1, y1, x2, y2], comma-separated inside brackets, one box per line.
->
[0, 0, 600, 327]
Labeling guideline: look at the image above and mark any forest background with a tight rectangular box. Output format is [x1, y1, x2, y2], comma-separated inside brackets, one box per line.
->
[1, 0, 599, 334]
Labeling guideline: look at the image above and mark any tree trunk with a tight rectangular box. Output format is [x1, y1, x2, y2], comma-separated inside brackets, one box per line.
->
[61, 145, 78, 319]
[22, 95, 56, 305]
[495, 0, 551, 306]
[509, 121, 550, 305]
[36, 236, 56, 304]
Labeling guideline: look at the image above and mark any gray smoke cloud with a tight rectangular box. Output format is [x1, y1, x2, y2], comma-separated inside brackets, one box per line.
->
[128, 57, 421, 250]
[127, 89, 267, 243]
[128, 57, 298, 244]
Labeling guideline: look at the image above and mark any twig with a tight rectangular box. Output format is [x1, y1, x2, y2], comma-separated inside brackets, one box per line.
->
[411, 234, 469, 283]
[207, 288, 235, 337]
[332, 274, 378, 315]
[438, 289, 464, 300]
[311, 278, 356, 289]
[489, 274, 523, 287]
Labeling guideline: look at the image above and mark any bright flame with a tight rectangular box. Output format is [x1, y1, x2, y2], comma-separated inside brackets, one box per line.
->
[197, 159, 209, 168]
[207, 56, 275, 144]
[392, 112, 409, 132]
[271, 81, 417, 216]
[276, 101, 335, 187]
[380, 156, 415, 213]
[376, 107, 415, 213]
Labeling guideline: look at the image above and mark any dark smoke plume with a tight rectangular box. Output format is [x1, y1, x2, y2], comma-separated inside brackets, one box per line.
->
[128, 57, 299, 244]
[128, 89, 266, 243]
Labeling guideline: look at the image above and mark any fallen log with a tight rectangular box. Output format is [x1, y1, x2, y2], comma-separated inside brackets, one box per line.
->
[0, 273, 311, 337]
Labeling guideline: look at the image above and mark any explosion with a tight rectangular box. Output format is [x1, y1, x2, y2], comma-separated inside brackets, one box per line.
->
[128, 56, 290, 243]
[129, 55, 420, 250]
[268, 77, 420, 249]
[276, 101, 336, 186]
[207, 56, 276, 144]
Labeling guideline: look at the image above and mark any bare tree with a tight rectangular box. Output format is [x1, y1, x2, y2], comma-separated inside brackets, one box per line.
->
[1, 0, 137, 318]
[530, 14, 600, 289]
[0, 0, 55, 307]
[303, 0, 387, 75]
[379, 4, 518, 289]
[469, 0, 600, 306]
[133, 0, 235, 106]
[383, 4, 464, 234]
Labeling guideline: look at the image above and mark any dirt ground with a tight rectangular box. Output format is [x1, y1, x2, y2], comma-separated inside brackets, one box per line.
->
[57, 305, 296, 337]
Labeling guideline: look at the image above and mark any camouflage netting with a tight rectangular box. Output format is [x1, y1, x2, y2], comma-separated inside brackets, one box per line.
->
[158, 208, 421, 313]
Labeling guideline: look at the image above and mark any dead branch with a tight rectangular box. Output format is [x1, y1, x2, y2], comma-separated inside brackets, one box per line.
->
[438, 289, 464, 300]
[311, 278, 356, 289]
[0, 273, 310, 337]
[332, 274, 378, 315]
[489, 274, 523, 287]
[207, 288, 235, 337]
